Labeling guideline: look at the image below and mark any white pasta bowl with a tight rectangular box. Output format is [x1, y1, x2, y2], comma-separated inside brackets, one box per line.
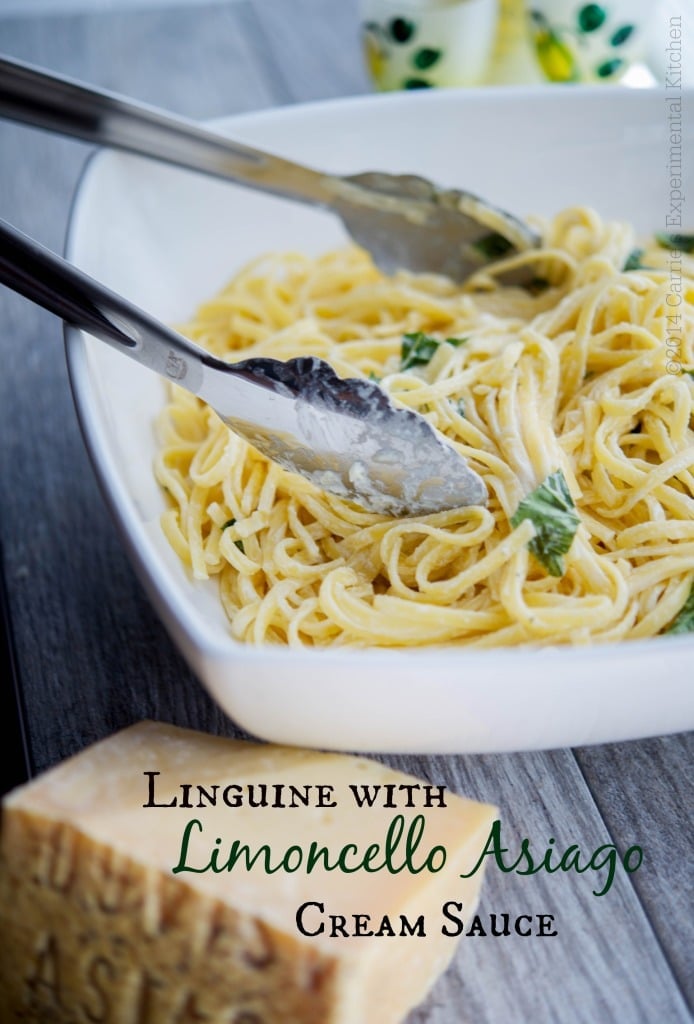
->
[64, 84, 694, 753]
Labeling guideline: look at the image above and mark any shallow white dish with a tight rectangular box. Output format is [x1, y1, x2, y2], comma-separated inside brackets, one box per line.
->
[65, 84, 694, 754]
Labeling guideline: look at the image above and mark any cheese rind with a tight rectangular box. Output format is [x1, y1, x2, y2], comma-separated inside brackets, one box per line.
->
[0, 721, 497, 1023]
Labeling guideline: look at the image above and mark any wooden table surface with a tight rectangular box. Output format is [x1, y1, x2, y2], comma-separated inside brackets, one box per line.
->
[0, 3, 692, 1022]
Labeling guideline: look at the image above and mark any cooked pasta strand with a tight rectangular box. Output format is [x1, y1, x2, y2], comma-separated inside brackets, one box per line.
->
[155, 210, 694, 647]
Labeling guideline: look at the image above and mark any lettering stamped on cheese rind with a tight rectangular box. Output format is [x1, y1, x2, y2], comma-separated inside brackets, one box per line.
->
[81, 955, 116, 1023]
[29, 821, 78, 896]
[91, 848, 145, 917]
[23, 933, 65, 1017]
[1, 806, 340, 1024]
[23, 944, 269, 1024]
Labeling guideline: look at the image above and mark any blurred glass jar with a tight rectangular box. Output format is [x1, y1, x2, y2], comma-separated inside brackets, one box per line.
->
[358, 0, 654, 90]
[359, 0, 500, 90]
[526, 0, 652, 84]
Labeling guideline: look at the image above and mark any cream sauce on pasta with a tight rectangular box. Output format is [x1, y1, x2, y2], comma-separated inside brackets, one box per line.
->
[154, 207, 694, 647]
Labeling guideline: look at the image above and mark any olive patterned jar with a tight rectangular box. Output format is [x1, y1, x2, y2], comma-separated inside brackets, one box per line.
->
[526, 0, 652, 83]
[359, 0, 500, 90]
[358, 0, 654, 90]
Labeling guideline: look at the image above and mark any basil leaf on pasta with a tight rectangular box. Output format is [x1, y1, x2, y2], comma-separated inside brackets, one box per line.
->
[401, 332, 438, 369]
[526, 276, 550, 295]
[655, 232, 694, 254]
[623, 248, 647, 271]
[511, 470, 580, 577]
[401, 332, 467, 370]
[221, 518, 245, 553]
[664, 582, 694, 634]
[472, 232, 514, 261]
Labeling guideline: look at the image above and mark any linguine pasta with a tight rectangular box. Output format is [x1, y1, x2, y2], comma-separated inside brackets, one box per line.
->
[154, 207, 694, 648]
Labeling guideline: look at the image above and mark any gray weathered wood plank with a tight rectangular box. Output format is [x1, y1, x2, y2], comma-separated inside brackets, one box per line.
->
[575, 732, 694, 1006]
[379, 746, 691, 1023]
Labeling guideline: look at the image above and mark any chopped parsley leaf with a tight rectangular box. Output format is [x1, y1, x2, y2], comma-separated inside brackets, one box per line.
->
[623, 248, 648, 271]
[221, 518, 244, 552]
[655, 232, 694, 254]
[510, 470, 580, 577]
[664, 582, 694, 635]
[401, 332, 438, 369]
[472, 232, 514, 261]
[401, 332, 467, 371]
[525, 276, 550, 295]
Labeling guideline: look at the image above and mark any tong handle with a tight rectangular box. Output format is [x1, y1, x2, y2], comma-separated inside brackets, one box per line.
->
[0, 54, 333, 207]
[0, 216, 207, 392]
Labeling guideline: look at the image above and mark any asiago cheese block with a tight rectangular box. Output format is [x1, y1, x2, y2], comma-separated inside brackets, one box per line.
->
[0, 721, 497, 1023]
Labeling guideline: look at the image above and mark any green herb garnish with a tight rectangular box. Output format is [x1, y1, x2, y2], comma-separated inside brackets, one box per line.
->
[525, 276, 551, 295]
[472, 232, 514, 261]
[510, 470, 580, 577]
[664, 582, 694, 635]
[655, 232, 694, 254]
[623, 248, 648, 271]
[221, 518, 244, 552]
[401, 332, 439, 369]
[401, 332, 467, 371]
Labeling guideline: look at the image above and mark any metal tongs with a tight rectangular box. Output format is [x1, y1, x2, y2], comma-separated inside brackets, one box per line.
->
[0, 54, 539, 281]
[0, 54, 534, 515]
[0, 219, 487, 516]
